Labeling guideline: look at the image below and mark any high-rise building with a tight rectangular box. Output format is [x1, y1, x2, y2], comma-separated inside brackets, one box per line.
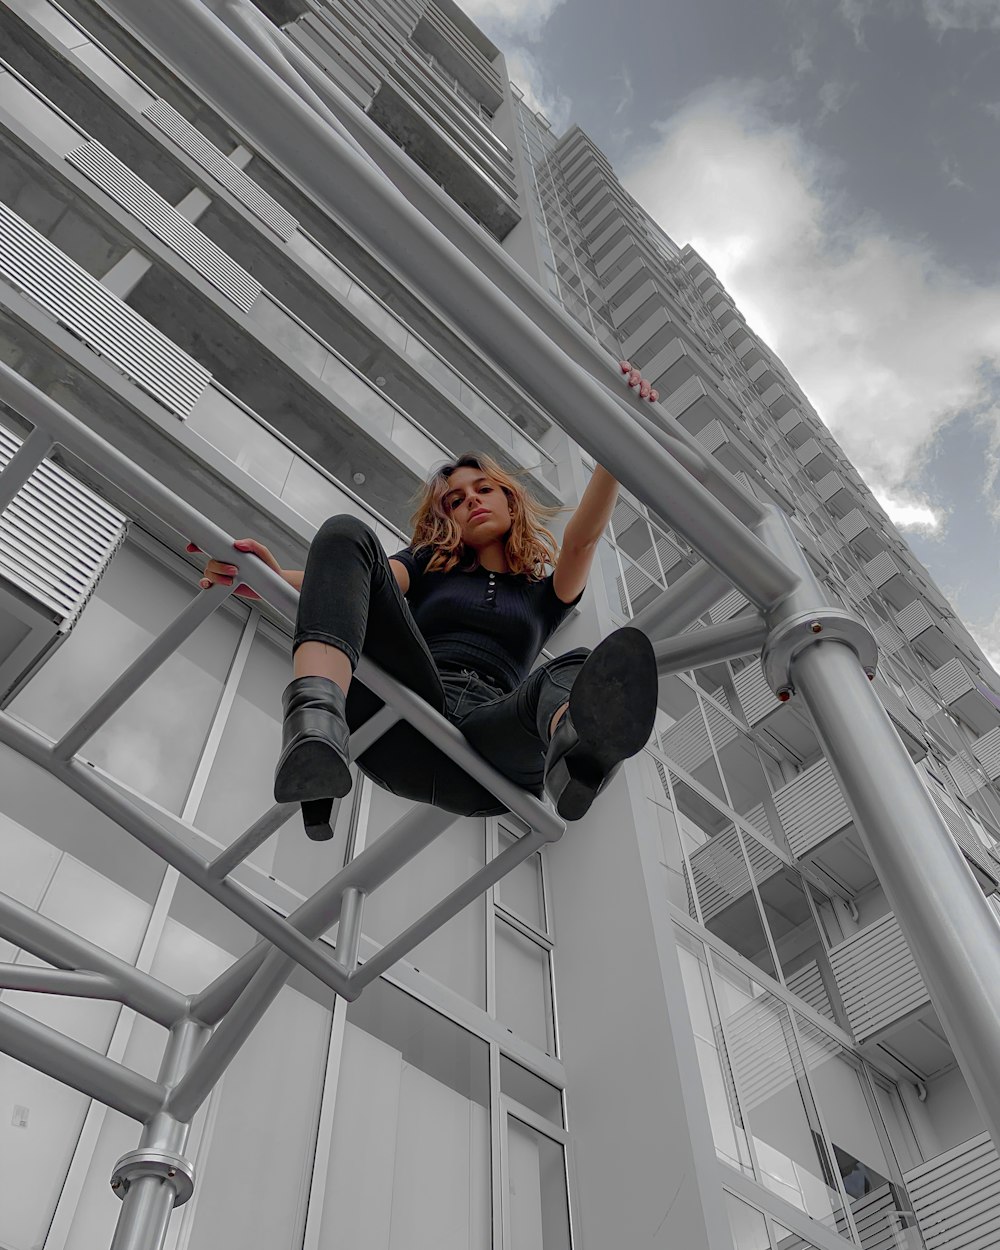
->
[0, 2, 998, 1249]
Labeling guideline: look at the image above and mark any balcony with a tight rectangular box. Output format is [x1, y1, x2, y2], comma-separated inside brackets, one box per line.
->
[411, 1, 503, 113]
[827, 913, 954, 1076]
[731, 659, 819, 760]
[931, 658, 1000, 736]
[795, 438, 836, 481]
[814, 470, 857, 517]
[904, 1132, 1000, 1250]
[774, 756, 997, 894]
[695, 418, 764, 476]
[895, 601, 960, 668]
[838, 509, 891, 561]
[862, 552, 915, 611]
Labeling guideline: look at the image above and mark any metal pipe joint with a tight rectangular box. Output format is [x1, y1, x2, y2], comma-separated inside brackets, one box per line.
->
[110, 1149, 196, 1208]
[761, 608, 878, 701]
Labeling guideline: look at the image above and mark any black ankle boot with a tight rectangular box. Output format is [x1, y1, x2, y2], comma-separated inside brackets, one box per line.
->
[274, 677, 352, 840]
[544, 628, 657, 821]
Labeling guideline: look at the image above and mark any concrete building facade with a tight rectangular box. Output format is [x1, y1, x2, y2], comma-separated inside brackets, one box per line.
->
[0, 2, 997, 1248]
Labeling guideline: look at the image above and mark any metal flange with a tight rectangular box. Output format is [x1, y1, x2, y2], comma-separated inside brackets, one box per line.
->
[110, 1149, 196, 1207]
[761, 608, 878, 701]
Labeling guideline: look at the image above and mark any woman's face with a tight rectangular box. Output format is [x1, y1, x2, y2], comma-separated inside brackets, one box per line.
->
[441, 465, 512, 550]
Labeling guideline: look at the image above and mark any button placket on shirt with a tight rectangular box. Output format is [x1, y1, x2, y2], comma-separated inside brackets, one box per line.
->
[485, 570, 497, 607]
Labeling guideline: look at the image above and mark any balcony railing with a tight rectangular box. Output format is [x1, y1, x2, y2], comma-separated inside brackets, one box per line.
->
[931, 658, 1000, 736]
[904, 1131, 1000, 1250]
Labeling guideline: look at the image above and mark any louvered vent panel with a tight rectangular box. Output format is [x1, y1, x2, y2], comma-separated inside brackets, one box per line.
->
[662, 375, 704, 418]
[874, 624, 904, 657]
[708, 587, 748, 625]
[816, 470, 844, 500]
[905, 1132, 1000, 1250]
[931, 657, 974, 704]
[838, 509, 870, 542]
[795, 438, 822, 466]
[972, 726, 1000, 781]
[659, 707, 713, 775]
[142, 100, 299, 240]
[654, 534, 684, 574]
[773, 758, 852, 859]
[0, 203, 210, 417]
[732, 660, 776, 726]
[703, 699, 740, 754]
[828, 913, 928, 1042]
[776, 409, 803, 434]
[0, 426, 126, 624]
[905, 682, 938, 720]
[784, 961, 835, 1021]
[67, 140, 261, 312]
[948, 752, 984, 800]
[927, 790, 992, 875]
[694, 419, 726, 453]
[864, 550, 900, 587]
[687, 825, 780, 924]
[844, 571, 871, 602]
[896, 601, 935, 641]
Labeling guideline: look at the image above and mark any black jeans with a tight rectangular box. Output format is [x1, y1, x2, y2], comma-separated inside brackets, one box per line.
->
[294, 515, 589, 816]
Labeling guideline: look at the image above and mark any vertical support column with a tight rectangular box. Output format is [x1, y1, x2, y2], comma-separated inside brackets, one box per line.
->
[791, 640, 1000, 1151]
[110, 1018, 208, 1250]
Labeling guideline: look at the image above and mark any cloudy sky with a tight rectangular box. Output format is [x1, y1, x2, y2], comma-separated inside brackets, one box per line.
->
[464, 0, 1000, 666]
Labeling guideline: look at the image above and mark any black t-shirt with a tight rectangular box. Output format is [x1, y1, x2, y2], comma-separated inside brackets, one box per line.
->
[391, 546, 581, 693]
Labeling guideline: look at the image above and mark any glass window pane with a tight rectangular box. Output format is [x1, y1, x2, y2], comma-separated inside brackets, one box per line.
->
[674, 780, 776, 979]
[496, 919, 554, 1055]
[500, 1055, 562, 1126]
[674, 928, 754, 1175]
[710, 955, 850, 1236]
[363, 788, 486, 1008]
[725, 1191, 770, 1250]
[11, 543, 243, 811]
[193, 624, 349, 899]
[322, 980, 491, 1250]
[496, 826, 545, 932]
[753, 852, 837, 1022]
[506, 1115, 571, 1250]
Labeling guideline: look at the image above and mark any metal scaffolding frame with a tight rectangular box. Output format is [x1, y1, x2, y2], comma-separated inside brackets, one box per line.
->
[0, 2, 998, 1245]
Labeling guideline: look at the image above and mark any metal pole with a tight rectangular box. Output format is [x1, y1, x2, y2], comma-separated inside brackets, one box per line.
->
[95, 0, 799, 612]
[0, 889, 188, 1027]
[631, 561, 735, 641]
[191, 804, 456, 1025]
[652, 615, 767, 676]
[0, 965, 120, 999]
[110, 1017, 209, 1250]
[792, 640, 1000, 1151]
[0, 1000, 164, 1121]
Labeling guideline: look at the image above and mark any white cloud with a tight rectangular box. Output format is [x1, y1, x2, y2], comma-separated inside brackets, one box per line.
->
[621, 80, 1000, 521]
[460, 0, 567, 42]
[940, 154, 971, 190]
[922, 0, 1000, 32]
[874, 491, 945, 533]
[966, 605, 1000, 678]
[505, 45, 572, 131]
[983, 101, 1000, 121]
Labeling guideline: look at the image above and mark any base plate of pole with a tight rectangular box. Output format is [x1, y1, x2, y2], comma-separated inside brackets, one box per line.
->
[762, 608, 877, 699]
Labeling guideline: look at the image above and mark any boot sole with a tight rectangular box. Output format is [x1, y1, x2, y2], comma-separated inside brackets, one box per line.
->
[273, 738, 352, 805]
[552, 628, 657, 820]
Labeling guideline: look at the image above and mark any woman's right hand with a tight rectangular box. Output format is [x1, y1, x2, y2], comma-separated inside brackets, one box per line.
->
[187, 539, 283, 600]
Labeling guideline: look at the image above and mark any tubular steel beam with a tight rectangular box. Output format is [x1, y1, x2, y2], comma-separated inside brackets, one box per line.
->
[0, 964, 120, 1000]
[632, 561, 736, 641]
[191, 804, 457, 1025]
[205, 800, 299, 881]
[348, 824, 550, 993]
[95, 0, 798, 612]
[652, 615, 768, 677]
[0, 889, 188, 1027]
[0, 1000, 164, 1122]
[0, 425, 53, 513]
[53, 580, 235, 761]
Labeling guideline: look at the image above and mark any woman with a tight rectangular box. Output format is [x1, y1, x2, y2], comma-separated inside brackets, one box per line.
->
[197, 452, 657, 838]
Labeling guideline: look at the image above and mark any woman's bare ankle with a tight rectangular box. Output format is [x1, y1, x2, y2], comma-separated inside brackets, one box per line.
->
[293, 642, 352, 695]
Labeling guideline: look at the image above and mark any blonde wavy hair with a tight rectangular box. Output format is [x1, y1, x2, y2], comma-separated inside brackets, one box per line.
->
[410, 452, 559, 580]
